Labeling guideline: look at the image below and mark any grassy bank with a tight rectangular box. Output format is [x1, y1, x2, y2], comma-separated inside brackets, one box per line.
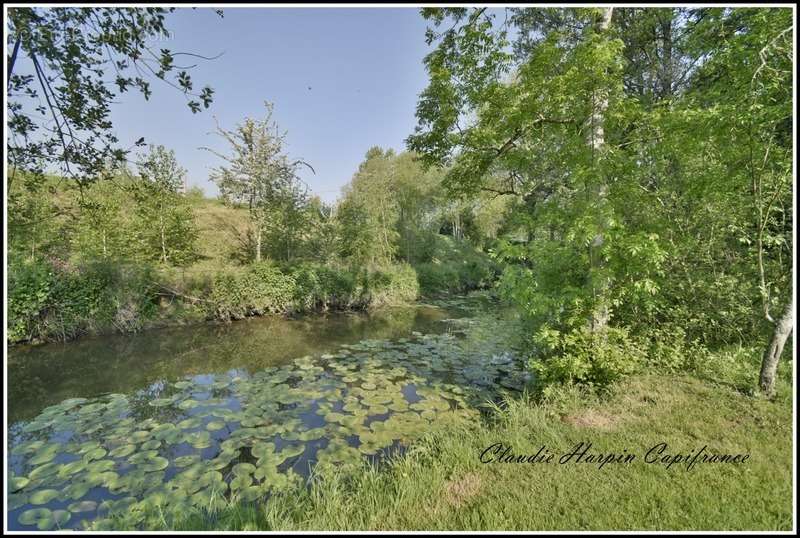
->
[100, 357, 792, 532]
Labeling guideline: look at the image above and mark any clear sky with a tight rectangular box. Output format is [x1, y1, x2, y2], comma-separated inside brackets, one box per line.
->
[108, 7, 434, 203]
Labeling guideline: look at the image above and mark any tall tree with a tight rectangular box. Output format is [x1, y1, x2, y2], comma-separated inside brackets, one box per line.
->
[133, 145, 198, 265]
[203, 103, 311, 263]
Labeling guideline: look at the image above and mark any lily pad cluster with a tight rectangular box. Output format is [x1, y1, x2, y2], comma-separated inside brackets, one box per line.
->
[8, 299, 526, 531]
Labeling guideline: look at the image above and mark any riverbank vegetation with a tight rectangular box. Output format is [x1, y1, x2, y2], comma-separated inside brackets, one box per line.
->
[7, 143, 500, 345]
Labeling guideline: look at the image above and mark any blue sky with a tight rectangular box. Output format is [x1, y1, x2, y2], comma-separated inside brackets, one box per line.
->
[109, 7, 435, 203]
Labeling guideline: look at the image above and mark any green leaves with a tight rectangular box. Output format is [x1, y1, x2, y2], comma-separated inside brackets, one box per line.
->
[7, 7, 215, 185]
[19, 507, 71, 530]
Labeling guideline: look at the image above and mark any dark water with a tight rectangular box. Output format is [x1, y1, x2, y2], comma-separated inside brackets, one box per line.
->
[8, 304, 454, 425]
[7, 293, 526, 531]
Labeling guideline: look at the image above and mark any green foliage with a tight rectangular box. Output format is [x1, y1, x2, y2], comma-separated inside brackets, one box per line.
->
[531, 325, 646, 393]
[131, 145, 200, 266]
[414, 236, 498, 295]
[7, 7, 217, 184]
[289, 263, 360, 310]
[208, 263, 296, 320]
[362, 263, 420, 306]
[410, 7, 794, 393]
[207, 262, 420, 322]
[7, 256, 55, 343]
[7, 256, 159, 344]
[205, 102, 311, 264]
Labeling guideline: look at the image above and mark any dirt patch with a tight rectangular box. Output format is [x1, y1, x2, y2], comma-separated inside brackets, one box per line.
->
[442, 472, 483, 508]
[561, 409, 617, 431]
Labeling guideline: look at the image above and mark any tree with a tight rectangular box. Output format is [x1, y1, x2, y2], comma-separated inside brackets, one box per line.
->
[204, 103, 312, 263]
[71, 180, 127, 260]
[337, 147, 400, 265]
[409, 8, 638, 334]
[7, 7, 219, 186]
[262, 178, 311, 263]
[305, 196, 340, 263]
[409, 7, 793, 392]
[132, 145, 198, 265]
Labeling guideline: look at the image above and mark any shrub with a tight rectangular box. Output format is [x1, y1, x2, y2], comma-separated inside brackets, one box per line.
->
[289, 263, 360, 311]
[206, 262, 418, 321]
[530, 325, 646, 393]
[207, 263, 296, 320]
[365, 263, 419, 306]
[7, 257, 159, 343]
[413, 235, 499, 296]
[7, 256, 55, 343]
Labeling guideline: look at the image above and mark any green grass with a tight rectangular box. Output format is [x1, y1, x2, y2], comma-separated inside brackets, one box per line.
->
[117, 367, 793, 531]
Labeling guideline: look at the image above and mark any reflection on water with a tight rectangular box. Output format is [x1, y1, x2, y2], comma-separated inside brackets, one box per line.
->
[7, 293, 527, 531]
[8, 304, 454, 424]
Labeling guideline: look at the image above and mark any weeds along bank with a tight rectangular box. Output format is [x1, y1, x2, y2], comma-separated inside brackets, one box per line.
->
[6, 253, 497, 346]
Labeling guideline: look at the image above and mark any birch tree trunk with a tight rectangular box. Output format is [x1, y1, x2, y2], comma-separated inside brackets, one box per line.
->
[160, 212, 167, 263]
[255, 223, 262, 263]
[759, 288, 794, 397]
[588, 6, 614, 332]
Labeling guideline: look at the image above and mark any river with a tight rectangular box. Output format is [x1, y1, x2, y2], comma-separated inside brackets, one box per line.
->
[6, 292, 526, 530]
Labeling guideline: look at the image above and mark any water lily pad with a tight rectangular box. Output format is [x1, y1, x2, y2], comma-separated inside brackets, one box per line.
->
[130, 430, 152, 443]
[230, 474, 252, 490]
[129, 450, 160, 464]
[67, 500, 98, 513]
[28, 444, 59, 465]
[9, 492, 29, 511]
[177, 417, 203, 430]
[173, 454, 201, 468]
[236, 485, 264, 501]
[178, 399, 201, 410]
[62, 481, 92, 501]
[19, 507, 71, 530]
[9, 475, 30, 492]
[186, 431, 212, 449]
[83, 447, 107, 462]
[232, 462, 256, 477]
[138, 456, 169, 472]
[29, 488, 60, 505]
[206, 420, 226, 431]
[108, 444, 136, 458]
[28, 462, 60, 480]
[140, 440, 161, 451]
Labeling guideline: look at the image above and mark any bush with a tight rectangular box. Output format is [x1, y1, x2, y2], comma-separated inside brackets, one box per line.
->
[207, 263, 297, 320]
[364, 263, 419, 306]
[7, 256, 55, 343]
[7, 257, 159, 343]
[207, 262, 419, 322]
[290, 263, 360, 311]
[530, 325, 646, 393]
[413, 236, 498, 295]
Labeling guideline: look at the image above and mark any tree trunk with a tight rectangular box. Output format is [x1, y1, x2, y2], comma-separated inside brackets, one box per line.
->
[160, 214, 167, 263]
[658, 12, 673, 100]
[255, 225, 262, 263]
[759, 289, 794, 397]
[587, 6, 614, 332]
